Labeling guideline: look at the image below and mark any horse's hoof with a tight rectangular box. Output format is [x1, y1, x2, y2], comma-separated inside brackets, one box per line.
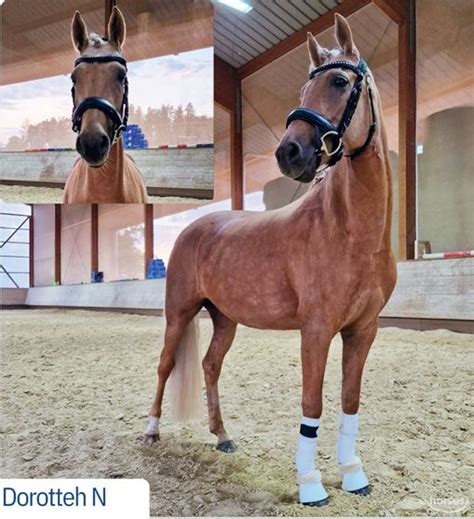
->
[142, 433, 159, 447]
[301, 498, 329, 507]
[217, 440, 237, 453]
[350, 485, 371, 496]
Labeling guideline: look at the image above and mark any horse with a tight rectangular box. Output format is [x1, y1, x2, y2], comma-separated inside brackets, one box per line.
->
[64, 7, 147, 203]
[144, 14, 397, 506]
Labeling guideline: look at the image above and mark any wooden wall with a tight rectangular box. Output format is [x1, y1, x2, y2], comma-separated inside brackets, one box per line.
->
[382, 258, 474, 321]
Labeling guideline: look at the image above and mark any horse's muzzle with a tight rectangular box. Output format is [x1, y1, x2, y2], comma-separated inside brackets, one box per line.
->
[275, 140, 318, 183]
[76, 131, 110, 167]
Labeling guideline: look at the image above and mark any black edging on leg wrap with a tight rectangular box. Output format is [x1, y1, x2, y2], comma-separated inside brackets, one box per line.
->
[300, 424, 318, 438]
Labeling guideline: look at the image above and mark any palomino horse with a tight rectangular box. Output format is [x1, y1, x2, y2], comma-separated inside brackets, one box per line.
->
[64, 7, 147, 203]
[144, 14, 397, 506]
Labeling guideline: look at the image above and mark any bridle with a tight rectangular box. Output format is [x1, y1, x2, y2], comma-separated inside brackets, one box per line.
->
[71, 54, 129, 145]
[286, 57, 376, 173]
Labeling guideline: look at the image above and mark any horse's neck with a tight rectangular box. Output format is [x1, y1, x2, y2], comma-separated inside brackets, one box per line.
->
[305, 124, 392, 253]
[84, 139, 125, 194]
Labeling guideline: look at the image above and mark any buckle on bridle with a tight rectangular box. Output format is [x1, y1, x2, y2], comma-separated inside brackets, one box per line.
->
[112, 124, 126, 144]
[320, 131, 342, 157]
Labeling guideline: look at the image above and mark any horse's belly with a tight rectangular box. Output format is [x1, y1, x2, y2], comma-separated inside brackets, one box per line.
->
[204, 280, 300, 330]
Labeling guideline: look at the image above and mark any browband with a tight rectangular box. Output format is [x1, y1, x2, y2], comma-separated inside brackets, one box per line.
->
[74, 55, 127, 68]
[309, 59, 366, 80]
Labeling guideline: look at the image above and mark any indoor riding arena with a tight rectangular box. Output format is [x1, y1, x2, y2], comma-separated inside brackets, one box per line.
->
[2, 0, 473, 518]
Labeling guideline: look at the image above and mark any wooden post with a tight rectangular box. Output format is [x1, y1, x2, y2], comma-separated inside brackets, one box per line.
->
[144, 204, 154, 278]
[214, 56, 244, 210]
[29, 205, 34, 287]
[231, 80, 244, 210]
[54, 204, 61, 284]
[91, 204, 99, 273]
[398, 0, 417, 260]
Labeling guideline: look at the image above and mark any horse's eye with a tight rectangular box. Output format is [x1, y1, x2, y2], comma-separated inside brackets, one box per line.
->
[71, 75, 76, 84]
[117, 72, 126, 82]
[333, 75, 349, 88]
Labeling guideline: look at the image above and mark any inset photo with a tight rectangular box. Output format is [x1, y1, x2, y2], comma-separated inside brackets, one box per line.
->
[0, 0, 214, 204]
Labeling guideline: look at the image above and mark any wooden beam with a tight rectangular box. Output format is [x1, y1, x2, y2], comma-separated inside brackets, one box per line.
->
[144, 204, 154, 278]
[91, 204, 99, 273]
[55, 205, 61, 284]
[29, 206, 34, 288]
[372, 0, 405, 25]
[398, 0, 417, 260]
[238, 0, 371, 79]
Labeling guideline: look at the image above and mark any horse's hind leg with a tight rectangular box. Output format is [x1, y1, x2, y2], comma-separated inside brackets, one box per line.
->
[143, 309, 198, 446]
[338, 320, 378, 495]
[202, 305, 237, 452]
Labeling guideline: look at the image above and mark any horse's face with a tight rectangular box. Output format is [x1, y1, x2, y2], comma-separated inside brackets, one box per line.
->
[70, 8, 127, 167]
[276, 14, 372, 183]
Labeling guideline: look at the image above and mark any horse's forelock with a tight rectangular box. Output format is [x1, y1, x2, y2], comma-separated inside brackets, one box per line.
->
[88, 33, 106, 48]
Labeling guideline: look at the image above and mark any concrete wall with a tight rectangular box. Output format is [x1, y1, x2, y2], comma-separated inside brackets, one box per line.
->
[1, 288, 28, 306]
[418, 107, 474, 253]
[1, 148, 213, 191]
[26, 279, 165, 310]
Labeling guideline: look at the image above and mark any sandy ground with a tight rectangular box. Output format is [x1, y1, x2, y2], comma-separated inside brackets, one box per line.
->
[0, 185, 204, 204]
[1, 309, 472, 517]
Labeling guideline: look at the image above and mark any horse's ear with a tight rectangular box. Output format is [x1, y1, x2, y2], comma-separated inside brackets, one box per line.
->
[108, 6, 126, 50]
[334, 13, 359, 58]
[71, 11, 88, 53]
[307, 32, 326, 68]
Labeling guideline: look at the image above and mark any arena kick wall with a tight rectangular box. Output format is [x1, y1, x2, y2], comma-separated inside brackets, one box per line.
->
[0, 148, 214, 198]
[19, 258, 474, 333]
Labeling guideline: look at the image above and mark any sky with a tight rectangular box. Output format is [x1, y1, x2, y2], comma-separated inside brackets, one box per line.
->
[0, 47, 213, 145]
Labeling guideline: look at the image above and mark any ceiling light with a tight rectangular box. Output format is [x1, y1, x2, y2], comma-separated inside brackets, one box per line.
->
[217, 0, 253, 14]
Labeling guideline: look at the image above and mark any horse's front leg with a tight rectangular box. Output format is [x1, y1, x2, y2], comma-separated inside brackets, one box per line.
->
[338, 321, 378, 495]
[296, 324, 333, 506]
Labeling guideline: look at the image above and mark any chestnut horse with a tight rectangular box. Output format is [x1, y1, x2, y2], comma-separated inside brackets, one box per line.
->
[64, 7, 147, 203]
[144, 14, 397, 506]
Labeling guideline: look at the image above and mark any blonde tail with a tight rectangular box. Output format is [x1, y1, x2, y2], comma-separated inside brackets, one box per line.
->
[168, 316, 203, 422]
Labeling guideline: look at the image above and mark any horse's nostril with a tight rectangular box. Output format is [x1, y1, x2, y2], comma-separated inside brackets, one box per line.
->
[285, 142, 302, 166]
[100, 133, 110, 152]
[285, 142, 301, 164]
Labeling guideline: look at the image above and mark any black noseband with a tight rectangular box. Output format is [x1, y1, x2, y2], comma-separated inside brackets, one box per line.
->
[285, 57, 376, 172]
[71, 54, 129, 144]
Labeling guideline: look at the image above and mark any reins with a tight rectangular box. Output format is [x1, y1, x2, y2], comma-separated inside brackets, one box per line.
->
[71, 54, 129, 144]
[286, 57, 377, 171]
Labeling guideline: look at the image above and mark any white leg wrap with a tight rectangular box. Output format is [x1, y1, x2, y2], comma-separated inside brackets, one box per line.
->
[337, 412, 369, 492]
[295, 417, 328, 504]
[144, 416, 159, 436]
[337, 411, 358, 464]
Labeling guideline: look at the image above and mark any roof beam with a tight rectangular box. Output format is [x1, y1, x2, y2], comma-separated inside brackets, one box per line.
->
[372, 0, 405, 25]
[238, 0, 372, 79]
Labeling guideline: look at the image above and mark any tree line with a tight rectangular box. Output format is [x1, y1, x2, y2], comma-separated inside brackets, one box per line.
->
[1, 102, 213, 151]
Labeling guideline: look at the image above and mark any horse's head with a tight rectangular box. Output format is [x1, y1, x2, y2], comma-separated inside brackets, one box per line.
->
[70, 7, 128, 167]
[276, 14, 376, 183]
